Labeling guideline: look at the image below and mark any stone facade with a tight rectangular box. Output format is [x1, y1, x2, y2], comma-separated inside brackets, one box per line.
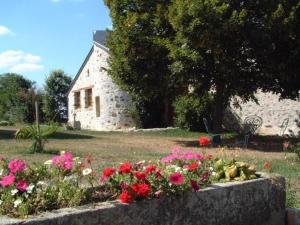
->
[68, 36, 136, 131]
[0, 174, 285, 225]
[225, 91, 300, 137]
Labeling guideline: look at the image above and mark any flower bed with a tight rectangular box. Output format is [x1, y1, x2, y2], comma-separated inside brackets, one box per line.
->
[0, 148, 284, 224]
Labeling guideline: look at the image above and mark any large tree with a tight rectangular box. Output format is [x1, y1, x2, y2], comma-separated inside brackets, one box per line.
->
[104, 0, 180, 127]
[167, 0, 300, 132]
[0, 73, 36, 123]
[43, 70, 72, 122]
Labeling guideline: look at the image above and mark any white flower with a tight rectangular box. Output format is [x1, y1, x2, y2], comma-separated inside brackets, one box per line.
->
[44, 160, 52, 165]
[0, 200, 3, 205]
[60, 151, 65, 155]
[82, 168, 92, 176]
[14, 199, 22, 208]
[212, 172, 216, 176]
[0, 169, 3, 176]
[24, 193, 29, 198]
[209, 167, 214, 172]
[37, 181, 46, 186]
[11, 189, 18, 196]
[26, 184, 35, 193]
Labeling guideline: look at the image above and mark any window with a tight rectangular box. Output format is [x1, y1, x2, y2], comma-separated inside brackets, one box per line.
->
[85, 88, 93, 108]
[95, 96, 100, 117]
[74, 91, 81, 109]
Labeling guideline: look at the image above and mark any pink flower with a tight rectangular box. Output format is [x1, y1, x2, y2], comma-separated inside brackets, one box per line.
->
[169, 172, 184, 185]
[16, 180, 28, 192]
[8, 159, 26, 174]
[52, 152, 73, 170]
[161, 148, 204, 163]
[0, 173, 15, 187]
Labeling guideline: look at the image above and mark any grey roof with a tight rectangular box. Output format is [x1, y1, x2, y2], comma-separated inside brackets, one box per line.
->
[67, 31, 109, 96]
[93, 30, 107, 47]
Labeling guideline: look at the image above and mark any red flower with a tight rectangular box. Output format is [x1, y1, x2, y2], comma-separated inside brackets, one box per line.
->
[131, 183, 151, 197]
[199, 137, 211, 147]
[187, 162, 199, 171]
[263, 162, 272, 170]
[16, 180, 28, 192]
[190, 180, 200, 191]
[145, 165, 156, 175]
[103, 167, 116, 177]
[169, 172, 184, 185]
[119, 191, 133, 204]
[119, 162, 132, 174]
[134, 172, 146, 181]
[155, 170, 163, 179]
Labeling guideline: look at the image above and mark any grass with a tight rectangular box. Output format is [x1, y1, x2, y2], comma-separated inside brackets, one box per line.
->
[0, 126, 299, 207]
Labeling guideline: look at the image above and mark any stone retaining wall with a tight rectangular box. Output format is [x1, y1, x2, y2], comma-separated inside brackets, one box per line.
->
[1, 174, 285, 225]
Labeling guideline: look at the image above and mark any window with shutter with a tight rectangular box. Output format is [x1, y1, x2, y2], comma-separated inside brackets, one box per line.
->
[74, 92, 81, 109]
[85, 88, 93, 108]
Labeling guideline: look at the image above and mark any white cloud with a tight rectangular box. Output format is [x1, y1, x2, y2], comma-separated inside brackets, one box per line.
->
[10, 64, 44, 73]
[0, 50, 44, 73]
[0, 25, 13, 36]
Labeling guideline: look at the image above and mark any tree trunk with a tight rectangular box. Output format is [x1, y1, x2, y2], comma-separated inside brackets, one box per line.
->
[163, 98, 172, 127]
[212, 84, 226, 133]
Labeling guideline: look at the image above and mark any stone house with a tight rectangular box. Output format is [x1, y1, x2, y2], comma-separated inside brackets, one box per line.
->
[68, 31, 299, 136]
[67, 31, 136, 130]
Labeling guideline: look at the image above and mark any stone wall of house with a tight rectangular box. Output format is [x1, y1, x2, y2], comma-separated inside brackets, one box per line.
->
[68, 44, 136, 131]
[225, 91, 300, 137]
[1, 174, 285, 225]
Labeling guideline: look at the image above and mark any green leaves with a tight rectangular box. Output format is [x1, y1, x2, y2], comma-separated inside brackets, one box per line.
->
[43, 70, 72, 123]
[15, 125, 58, 153]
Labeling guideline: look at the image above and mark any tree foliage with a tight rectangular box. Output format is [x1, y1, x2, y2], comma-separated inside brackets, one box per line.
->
[167, 0, 300, 132]
[43, 70, 72, 123]
[0, 73, 36, 123]
[104, 0, 181, 127]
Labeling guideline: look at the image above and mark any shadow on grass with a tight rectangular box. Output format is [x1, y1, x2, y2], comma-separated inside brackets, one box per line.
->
[175, 134, 300, 152]
[0, 129, 17, 139]
[49, 132, 95, 140]
[21, 148, 61, 156]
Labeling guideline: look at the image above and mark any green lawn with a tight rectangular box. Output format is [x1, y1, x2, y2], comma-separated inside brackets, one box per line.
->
[0, 127, 299, 207]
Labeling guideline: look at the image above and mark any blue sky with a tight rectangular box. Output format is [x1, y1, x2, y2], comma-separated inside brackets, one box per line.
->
[0, 0, 111, 87]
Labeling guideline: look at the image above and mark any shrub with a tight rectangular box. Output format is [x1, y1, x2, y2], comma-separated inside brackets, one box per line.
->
[293, 142, 300, 160]
[15, 125, 58, 153]
[173, 93, 213, 131]
[0, 121, 9, 126]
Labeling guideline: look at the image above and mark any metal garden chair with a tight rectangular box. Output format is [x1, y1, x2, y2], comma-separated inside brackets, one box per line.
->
[241, 115, 263, 148]
[203, 117, 223, 146]
[279, 118, 289, 137]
